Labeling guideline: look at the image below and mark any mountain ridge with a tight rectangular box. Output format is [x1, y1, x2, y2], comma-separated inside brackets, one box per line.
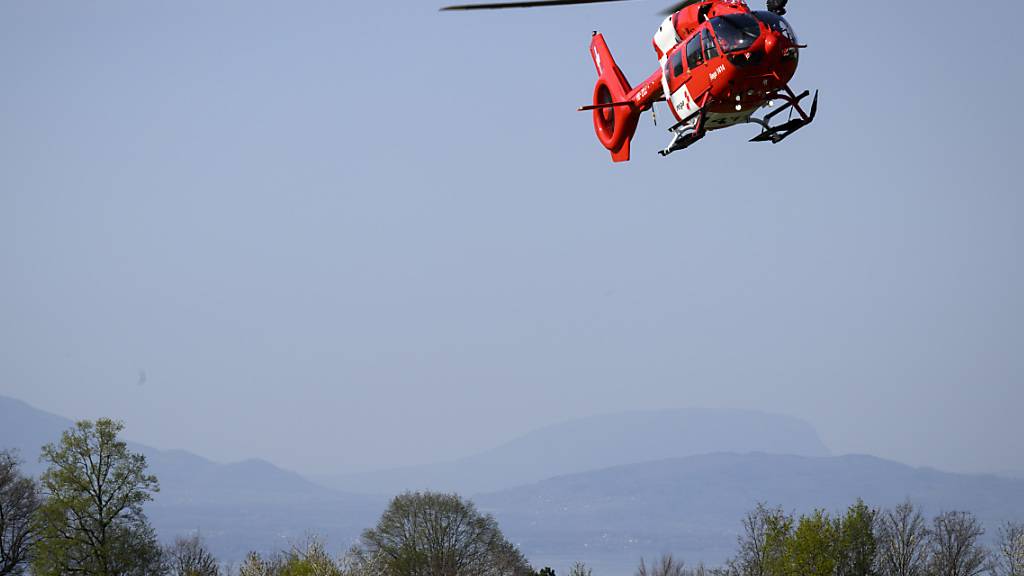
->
[317, 407, 831, 495]
[475, 451, 1024, 574]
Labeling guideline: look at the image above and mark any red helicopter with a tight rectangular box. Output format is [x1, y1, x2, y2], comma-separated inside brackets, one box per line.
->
[442, 0, 817, 162]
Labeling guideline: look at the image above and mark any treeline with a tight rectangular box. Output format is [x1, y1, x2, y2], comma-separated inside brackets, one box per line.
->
[712, 501, 1024, 576]
[0, 419, 535, 576]
[2, 419, 1023, 576]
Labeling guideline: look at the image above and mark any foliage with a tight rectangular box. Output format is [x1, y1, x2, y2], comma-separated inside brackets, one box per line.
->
[835, 500, 878, 576]
[786, 509, 838, 576]
[0, 450, 40, 576]
[32, 418, 163, 576]
[536, 568, 557, 576]
[360, 491, 533, 576]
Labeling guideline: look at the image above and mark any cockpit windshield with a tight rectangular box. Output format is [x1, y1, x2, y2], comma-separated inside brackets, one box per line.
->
[753, 11, 798, 43]
[710, 14, 761, 53]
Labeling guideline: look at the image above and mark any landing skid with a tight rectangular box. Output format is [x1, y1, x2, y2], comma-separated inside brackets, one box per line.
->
[748, 85, 818, 144]
[659, 109, 706, 157]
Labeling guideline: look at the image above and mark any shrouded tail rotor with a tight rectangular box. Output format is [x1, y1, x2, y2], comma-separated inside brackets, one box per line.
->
[588, 33, 641, 162]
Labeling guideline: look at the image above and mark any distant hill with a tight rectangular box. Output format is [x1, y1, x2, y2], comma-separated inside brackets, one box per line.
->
[0, 395, 385, 561]
[316, 408, 830, 495]
[476, 452, 1024, 575]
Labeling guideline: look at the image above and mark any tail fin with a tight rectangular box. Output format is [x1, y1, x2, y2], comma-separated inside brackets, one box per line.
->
[589, 33, 641, 163]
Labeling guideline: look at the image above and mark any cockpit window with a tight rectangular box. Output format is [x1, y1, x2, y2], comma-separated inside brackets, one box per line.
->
[753, 10, 798, 43]
[670, 50, 685, 78]
[686, 34, 704, 69]
[703, 28, 719, 60]
[710, 14, 761, 53]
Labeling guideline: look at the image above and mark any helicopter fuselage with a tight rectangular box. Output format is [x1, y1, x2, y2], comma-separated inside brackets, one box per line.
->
[585, 0, 815, 161]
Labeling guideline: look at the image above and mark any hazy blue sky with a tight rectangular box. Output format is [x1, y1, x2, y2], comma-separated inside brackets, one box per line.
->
[2, 0, 1021, 476]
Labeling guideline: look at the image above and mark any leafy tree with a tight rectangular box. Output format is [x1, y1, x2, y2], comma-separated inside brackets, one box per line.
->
[787, 510, 837, 576]
[536, 568, 556, 576]
[928, 511, 987, 576]
[836, 500, 878, 576]
[876, 500, 930, 576]
[165, 535, 219, 576]
[360, 492, 533, 576]
[32, 419, 163, 576]
[0, 450, 40, 576]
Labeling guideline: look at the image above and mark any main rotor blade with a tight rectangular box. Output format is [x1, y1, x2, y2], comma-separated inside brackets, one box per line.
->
[659, 0, 701, 15]
[441, 0, 635, 11]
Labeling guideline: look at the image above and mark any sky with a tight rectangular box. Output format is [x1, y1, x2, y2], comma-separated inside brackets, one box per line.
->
[1, 0, 1021, 477]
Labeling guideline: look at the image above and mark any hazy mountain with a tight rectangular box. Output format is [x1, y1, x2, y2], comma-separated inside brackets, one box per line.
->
[476, 452, 1024, 575]
[0, 395, 385, 560]
[317, 408, 830, 495]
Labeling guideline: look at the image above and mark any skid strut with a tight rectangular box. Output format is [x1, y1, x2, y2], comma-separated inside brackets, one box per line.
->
[749, 85, 818, 144]
[660, 91, 711, 157]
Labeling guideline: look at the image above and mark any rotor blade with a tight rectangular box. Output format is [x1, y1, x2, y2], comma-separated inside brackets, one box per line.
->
[441, 0, 635, 11]
[658, 0, 701, 15]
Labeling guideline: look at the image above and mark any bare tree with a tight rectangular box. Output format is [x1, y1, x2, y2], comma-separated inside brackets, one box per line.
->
[928, 511, 988, 576]
[340, 545, 385, 576]
[636, 554, 686, 576]
[991, 523, 1024, 576]
[876, 500, 930, 576]
[568, 562, 593, 576]
[0, 450, 40, 576]
[734, 503, 793, 576]
[165, 535, 219, 576]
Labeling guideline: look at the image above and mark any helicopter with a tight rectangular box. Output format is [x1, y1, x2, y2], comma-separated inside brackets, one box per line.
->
[441, 0, 817, 162]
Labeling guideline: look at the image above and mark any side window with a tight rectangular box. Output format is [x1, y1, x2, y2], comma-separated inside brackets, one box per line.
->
[703, 28, 719, 60]
[670, 50, 685, 78]
[686, 34, 704, 69]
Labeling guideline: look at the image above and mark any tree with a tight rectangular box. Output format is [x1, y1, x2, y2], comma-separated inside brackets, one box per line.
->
[239, 552, 274, 576]
[836, 500, 878, 576]
[165, 535, 219, 576]
[992, 522, 1024, 576]
[360, 492, 533, 576]
[0, 450, 40, 576]
[928, 511, 988, 576]
[787, 510, 838, 576]
[636, 554, 686, 576]
[341, 544, 385, 576]
[32, 419, 163, 576]
[876, 500, 930, 576]
[536, 568, 556, 576]
[567, 562, 592, 576]
[734, 504, 794, 576]
[277, 539, 344, 576]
